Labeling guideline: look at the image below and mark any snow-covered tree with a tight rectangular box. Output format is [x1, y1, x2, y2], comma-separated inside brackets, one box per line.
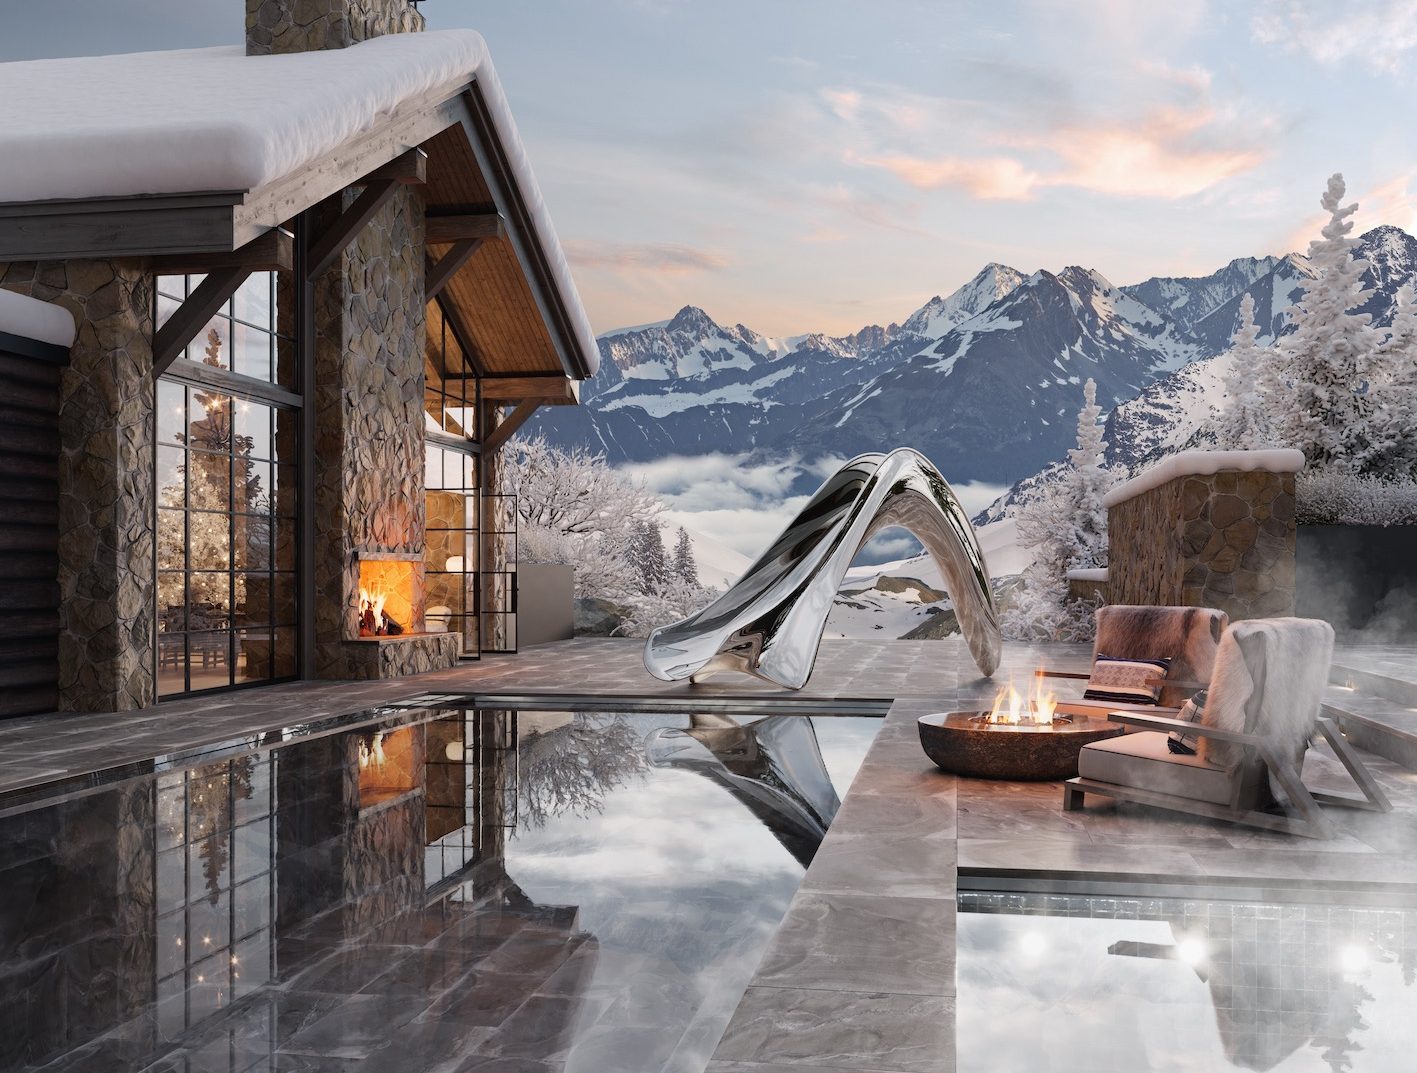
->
[1365, 282, 1417, 477]
[1268, 173, 1379, 470]
[672, 526, 699, 586]
[629, 518, 670, 594]
[1216, 293, 1271, 449]
[1002, 379, 1115, 642]
[502, 434, 661, 535]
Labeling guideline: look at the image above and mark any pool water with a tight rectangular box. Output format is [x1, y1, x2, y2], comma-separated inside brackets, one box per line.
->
[958, 890, 1417, 1072]
[0, 707, 879, 1073]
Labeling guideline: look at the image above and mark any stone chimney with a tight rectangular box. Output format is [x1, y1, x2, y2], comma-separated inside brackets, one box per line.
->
[247, 0, 425, 55]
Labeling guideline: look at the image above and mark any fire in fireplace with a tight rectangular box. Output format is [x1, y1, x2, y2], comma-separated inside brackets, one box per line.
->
[356, 558, 419, 637]
[977, 676, 1061, 726]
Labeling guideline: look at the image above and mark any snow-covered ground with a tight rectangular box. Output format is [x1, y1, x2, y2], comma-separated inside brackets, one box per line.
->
[681, 525, 752, 589]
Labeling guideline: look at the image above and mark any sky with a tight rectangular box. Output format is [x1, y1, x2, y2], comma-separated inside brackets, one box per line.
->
[6, 1, 1417, 337]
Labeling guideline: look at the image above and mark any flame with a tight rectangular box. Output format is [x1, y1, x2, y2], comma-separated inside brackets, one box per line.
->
[983, 675, 1058, 726]
[358, 585, 388, 624]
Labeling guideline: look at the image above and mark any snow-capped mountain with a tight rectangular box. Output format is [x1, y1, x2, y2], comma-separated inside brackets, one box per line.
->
[1124, 256, 1279, 332]
[532, 227, 1417, 500]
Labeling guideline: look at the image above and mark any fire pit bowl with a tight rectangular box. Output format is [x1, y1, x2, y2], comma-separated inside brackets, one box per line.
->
[917, 711, 1125, 780]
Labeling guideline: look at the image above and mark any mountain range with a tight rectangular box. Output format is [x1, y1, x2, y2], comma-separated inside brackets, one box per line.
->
[530, 225, 1417, 498]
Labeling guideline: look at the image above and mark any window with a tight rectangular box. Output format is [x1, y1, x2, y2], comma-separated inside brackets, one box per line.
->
[156, 273, 300, 698]
[426, 443, 479, 657]
[424, 301, 475, 436]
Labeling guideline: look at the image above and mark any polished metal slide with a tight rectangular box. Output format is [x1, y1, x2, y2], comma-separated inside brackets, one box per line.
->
[643, 448, 1001, 688]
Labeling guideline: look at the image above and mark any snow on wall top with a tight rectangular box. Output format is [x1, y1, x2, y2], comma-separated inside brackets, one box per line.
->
[0, 30, 600, 376]
[0, 289, 77, 348]
[1102, 449, 1306, 508]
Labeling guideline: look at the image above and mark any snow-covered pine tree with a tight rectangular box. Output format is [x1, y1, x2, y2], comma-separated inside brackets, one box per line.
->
[1002, 378, 1114, 642]
[672, 527, 698, 585]
[1216, 293, 1271, 449]
[628, 518, 669, 595]
[1366, 282, 1417, 478]
[1269, 173, 1379, 469]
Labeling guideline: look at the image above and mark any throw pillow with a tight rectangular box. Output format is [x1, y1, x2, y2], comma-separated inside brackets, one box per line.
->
[1082, 654, 1172, 706]
[1168, 689, 1208, 755]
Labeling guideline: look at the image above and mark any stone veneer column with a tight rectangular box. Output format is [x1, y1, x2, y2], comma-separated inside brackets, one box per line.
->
[1107, 468, 1296, 620]
[246, 0, 424, 54]
[311, 187, 455, 678]
[2, 263, 155, 711]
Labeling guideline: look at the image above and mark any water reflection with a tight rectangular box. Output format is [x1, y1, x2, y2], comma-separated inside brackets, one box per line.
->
[959, 891, 1417, 1073]
[0, 708, 873, 1073]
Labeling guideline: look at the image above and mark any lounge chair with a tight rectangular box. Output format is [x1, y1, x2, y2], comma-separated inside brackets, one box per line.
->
[1037, 604, 1228, 719]
[1062, 617, 1391, 838]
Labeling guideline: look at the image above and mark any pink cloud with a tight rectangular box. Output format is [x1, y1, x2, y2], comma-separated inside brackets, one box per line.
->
[564, 240, 729, 274]
[852, 152, 1042, 201]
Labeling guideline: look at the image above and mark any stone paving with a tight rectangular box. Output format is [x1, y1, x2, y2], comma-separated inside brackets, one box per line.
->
[5, 637, 1417, 1073]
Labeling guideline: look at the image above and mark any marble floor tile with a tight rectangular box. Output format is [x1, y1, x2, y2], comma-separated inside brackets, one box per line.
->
[753, 894, 955, 996]
[713, 986, 954, 1073]
[799, 830, 957, 899]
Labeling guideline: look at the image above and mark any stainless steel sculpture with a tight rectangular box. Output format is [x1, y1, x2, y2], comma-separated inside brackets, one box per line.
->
[644, 448, 1001, 688]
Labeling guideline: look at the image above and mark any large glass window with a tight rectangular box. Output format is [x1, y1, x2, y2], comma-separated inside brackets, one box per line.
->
[157, 272, 295, 388]
[426, 443, 479, 657]
[424, 301, 475, 436]
[157, 273, 299, 698]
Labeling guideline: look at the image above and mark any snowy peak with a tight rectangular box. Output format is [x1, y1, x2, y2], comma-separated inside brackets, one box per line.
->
[600, 304, 774, 381]
[1124, 255, 1280, 329]
[901, 262, 1026, 338]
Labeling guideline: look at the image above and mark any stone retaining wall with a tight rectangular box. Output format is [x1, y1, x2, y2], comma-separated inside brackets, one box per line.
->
[1107, 468, 1296, 619]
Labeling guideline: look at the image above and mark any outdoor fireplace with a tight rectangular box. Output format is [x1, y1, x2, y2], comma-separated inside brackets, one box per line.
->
[353, 553, 424, 639]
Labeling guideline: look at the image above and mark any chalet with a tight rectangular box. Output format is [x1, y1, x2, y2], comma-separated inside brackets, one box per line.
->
[0, 0, 599, 714]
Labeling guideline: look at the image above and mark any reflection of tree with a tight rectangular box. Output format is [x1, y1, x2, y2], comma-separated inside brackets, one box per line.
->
[190, 756, 255, 905]
[155, 330, 271, 621]
[516, 714, 648, 829]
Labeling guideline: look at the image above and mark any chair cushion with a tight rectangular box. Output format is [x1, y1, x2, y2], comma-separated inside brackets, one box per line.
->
[1082, 654, 1171, 706]
[1078, 730, 1235, 806]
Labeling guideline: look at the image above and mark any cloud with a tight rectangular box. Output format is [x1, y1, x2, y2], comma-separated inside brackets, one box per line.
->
[1253, 0, 1417, 73]
[855, 102, 1265, 202]
[564, 241, 729, 274]
[617, 453, 803, 513]
[855, 153, 1042, 201]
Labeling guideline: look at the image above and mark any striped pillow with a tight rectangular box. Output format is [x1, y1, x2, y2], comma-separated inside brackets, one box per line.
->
[1082, 654, 1172, 706]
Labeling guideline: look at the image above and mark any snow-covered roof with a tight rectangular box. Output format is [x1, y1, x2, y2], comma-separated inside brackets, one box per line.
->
[1102, 449, 1306, 508]
[0, 32, 483, 202]
[0, 289, 76, 348]
[0, 30, 598, 377]
[1065, 567, 1109, 582]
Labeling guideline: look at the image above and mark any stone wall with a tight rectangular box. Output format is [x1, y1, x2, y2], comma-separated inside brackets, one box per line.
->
[2, 264, 155, 711]
[246, 0, 424, 55]
[312, 186, 456, 679]
[1107, 469, 1296, 619]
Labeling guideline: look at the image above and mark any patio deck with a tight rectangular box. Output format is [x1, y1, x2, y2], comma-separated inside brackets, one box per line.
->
[4, 638, 1416, 1073]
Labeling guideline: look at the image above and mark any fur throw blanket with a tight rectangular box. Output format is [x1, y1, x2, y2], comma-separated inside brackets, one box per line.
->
[1199, 618, 1335, 771]
[1094, 605, 1228, 709]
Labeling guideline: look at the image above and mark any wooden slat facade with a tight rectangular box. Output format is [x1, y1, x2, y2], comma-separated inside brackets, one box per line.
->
[0, 333, 65, 717]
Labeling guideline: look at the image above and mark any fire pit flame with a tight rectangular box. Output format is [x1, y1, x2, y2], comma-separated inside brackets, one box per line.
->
[978, 676, 1062, 727]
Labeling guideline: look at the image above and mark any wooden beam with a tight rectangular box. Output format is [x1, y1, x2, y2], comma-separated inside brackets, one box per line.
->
[437, 298, 487, 379]
[152, 266, 253, 375]
[305, 148, 429, 280]
[0, 191, 243, 261]
[479, 376, 578, 405]
[366, 147, 429, 186]
[481, 400, 540, 454]
[149, 227, 294, 275]
[425, 237, 484, 301]
[425, 212, 504, 244]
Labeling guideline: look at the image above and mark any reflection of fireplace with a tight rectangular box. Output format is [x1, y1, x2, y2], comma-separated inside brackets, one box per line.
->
[353, 552, 424, 639]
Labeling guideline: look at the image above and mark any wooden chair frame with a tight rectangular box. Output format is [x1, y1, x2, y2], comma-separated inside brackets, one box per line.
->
[1062, 712, 1392, 840]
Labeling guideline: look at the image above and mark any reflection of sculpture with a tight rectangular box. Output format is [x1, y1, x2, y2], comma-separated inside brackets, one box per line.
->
[643, 448, 1001, 689]
[646, 714, 841, 867]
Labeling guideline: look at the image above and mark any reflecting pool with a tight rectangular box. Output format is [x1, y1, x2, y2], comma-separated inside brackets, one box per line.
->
[0, 708, 878, 1073]
[958, 890, 1417, 1072]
